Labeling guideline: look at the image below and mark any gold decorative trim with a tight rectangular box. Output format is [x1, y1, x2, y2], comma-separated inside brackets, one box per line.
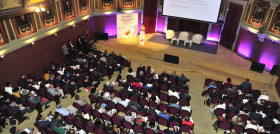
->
[244, 3, 251, 22]
[56, 1, 63, 22]
[3, 19, 16, 41]
[34, 13, 42, 30]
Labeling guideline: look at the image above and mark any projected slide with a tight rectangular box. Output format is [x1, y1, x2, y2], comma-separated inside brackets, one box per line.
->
[163, 0, 222, 23]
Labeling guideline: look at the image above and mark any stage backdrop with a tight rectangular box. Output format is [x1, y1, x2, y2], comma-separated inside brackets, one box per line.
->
[117, 13, 138, 38]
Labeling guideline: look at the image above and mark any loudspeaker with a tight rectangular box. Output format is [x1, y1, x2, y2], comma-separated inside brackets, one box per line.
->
[250, 62, 259, 71]
[101, 33, 108, 41]
[257, 63, 265, 73]
[164, 54, 179, 64]
[270, 65, 280, 75]
[95, 32, 100, 40]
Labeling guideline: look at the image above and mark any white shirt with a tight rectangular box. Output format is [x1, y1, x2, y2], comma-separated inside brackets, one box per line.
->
[258, 95, 269, 102]
[181, 106, 192, 113]
[118, 99, 130, 107]
[168, 90, 180, 99]
[57, 67, 65, 75]
[245, 123, 259, 131]
[127, 72, 137, 78]
[112, 97, 120, 104]
[5, 87, 13, 95]
[211, 103, 226, 113]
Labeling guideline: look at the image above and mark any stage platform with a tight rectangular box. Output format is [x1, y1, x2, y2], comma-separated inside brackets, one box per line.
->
[148, 34, 218, 54]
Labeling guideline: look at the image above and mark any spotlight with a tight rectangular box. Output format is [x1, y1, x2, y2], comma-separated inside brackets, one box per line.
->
[30, 42, 35, 47]
[0, 54, 5, 61]
[73, 24, 75, 27]
[53, 33, 58, 37]
[35, 8, 40, 13]
[41, 8, 45, 12]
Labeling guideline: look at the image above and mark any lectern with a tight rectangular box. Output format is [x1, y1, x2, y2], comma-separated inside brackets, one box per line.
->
[140, 24, 145, 45]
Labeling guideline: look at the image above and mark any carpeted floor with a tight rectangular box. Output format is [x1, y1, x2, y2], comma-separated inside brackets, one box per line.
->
[148, 34, 218, 54]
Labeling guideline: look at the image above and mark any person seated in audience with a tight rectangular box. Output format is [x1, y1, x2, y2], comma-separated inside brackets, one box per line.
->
[159, 109, 171, 121]
[134, 114, 146, 128]
[132, 80, 142, 89]
[18, 74, 29, 86]
[210, 88, 222, 98]
[36, 114, 52, 127]
[225, 86, 238, 94]
[7, 101, 31, 124]
[232, 116, 245, 127]
[146, 66, 154, 74]
[146, 119, 159, 133]
[258, 90, 269, 102]
[0, 92, 10, 107]
[110, 94, 120, 104]
[109, 51, 117, 59]
[142, 81, 151, 91]
[170, 113, 182, 124]
[169, 98, 180, 110]
[208, 81, 217, 88]
[168, 88, 180, 99]
[47, 84, 67, 100]
[239, 107, 250, 116]
[28, 92, 50, 113]
[245, 119, 260, 131]
[170, 71, 178, 80]
[124, 110, 134, 125]
[12, 87, 21, 98]
[75, 111, 90, 124]
[178, 73, 190, 82]
[137, 70, 145, 81]
[213, 114, 231, 131]
[164, 126, 181, 134]
[249, 108, 266, 119]
[210, 100, 226, 119]
[240, 78, 252, 89]
[137, 64, 145, 73]
[181, 102, 192, 113]
[74, 95, 88, 106]
[55, 104, 70, 116]
[113, 82, 122, 92]
[113, 124, 122, 134]
[147, 93, 160, 104]
[147, 106, 156, 116]
[118, 96, 130, 108]
[128, 100, 141, 111]
[106, 106, 115, 117]
[223, 78, 232, 84]
[49, 114, 67, 134]
[5, 82, 13, 95]
[227, 103, 238, 113]
[182, 116, 194, 129]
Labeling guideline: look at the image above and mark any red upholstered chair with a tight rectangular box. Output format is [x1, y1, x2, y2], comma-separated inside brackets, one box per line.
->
[112, 117, 122, 126]
[95, 129, 105, 134]
[169, 107, 179, 115]
[160, 83, 169, 92]
[101, 113, 111, 122]
[75, 120, 84, 130]
[233, 125, 244, 133]
[218, 121, 231, 130]
[91, 109, 100, 119]
[116, 103, 126, 113]
[215, 108, 225, 116]
[133, 125, 144, 133]
[145, 128, 156, 134]
[122, 120, 133, 129]
[245, 129, 257, 134]
[158, 117, 168, 127]
[84, 123, 95, 133]
[181, 124, 193, 132]
[88, 94, 98, 104]
[180, 110, 191, 118]
[159, 93, 168, 102]
[204, 78, 213, 88]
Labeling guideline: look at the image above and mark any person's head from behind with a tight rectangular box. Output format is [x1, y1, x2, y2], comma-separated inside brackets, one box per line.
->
[172, 98, 178, 104]
[163, 109, 167, 114]
[185, 117, 190, 122]
[246, 78, 249, 82]
[6, 82, 11, 87]
[227, 78, 231, 83]
[12, 87, 19, 93]
[149, 119, 155, 127]
[121, 96, 126, 101]
[110, 94, 115, 99]
[75, 95, 80, 100]
[56, 103, 62, 109]
[128, 68, 133, 73]
[251, 119, 257, 125]
[10, 126, 17, 133]
[125, 110, 131, 116]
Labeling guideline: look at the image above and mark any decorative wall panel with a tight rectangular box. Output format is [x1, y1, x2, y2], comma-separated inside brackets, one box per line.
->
[244, 3, 251, 21]
[40, 1, 58, 29]
[121, 0, 137, 8]
[99, 0, 116, 10]
[11, 13, 37, 39]
[60, 0, 76, 21]
[56, 1, 63, 22]
[0, 21, 9, 46]
[0, 0, 23, 11]
[247, 0, 270, 27]
[4, 20, 16, 41]
[269, 6, 280, 35]
[78, 0, 90, 14]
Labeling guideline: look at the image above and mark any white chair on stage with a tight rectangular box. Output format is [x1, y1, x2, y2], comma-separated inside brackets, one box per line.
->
[178, 31, 190, 46]
[166, 29, 175, 40]
[192, 34, 203, 45]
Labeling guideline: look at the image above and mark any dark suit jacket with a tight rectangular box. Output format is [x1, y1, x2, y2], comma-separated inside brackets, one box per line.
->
[38, 120, 51, 127]
[249, 112, 263, 119]
[240, 81, 252, 89]
[8, 105, 20, 114]
[28, 96, 41, 105]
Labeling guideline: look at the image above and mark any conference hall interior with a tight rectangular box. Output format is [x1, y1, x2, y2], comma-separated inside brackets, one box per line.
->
[0, 0, 280, 134]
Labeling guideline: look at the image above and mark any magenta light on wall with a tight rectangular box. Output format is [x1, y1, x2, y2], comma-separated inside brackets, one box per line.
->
[236, 40, 253, 58]
[259, 53, 275, 70]
[206, 24, 222, 42]
[156, 11, 167, 33]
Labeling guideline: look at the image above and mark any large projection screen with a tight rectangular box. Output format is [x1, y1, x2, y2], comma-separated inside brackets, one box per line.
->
[162, 0, 222, 23]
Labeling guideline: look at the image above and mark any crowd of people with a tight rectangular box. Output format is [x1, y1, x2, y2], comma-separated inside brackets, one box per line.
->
[204, 78, 280, 134]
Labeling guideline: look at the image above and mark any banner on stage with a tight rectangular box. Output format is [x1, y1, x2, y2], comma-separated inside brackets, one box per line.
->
[117, 13, 138, 39]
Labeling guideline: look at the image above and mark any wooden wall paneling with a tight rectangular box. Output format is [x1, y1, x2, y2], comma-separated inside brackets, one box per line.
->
[0, 21, 9, 46]
[3, 19, 16, 41]
[95, 0, 99, 10]
[244, 3, 252, 22]
[56, 0, 63, 22]
[74, 0, 79, 15]
[34, 13, 43, 31]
